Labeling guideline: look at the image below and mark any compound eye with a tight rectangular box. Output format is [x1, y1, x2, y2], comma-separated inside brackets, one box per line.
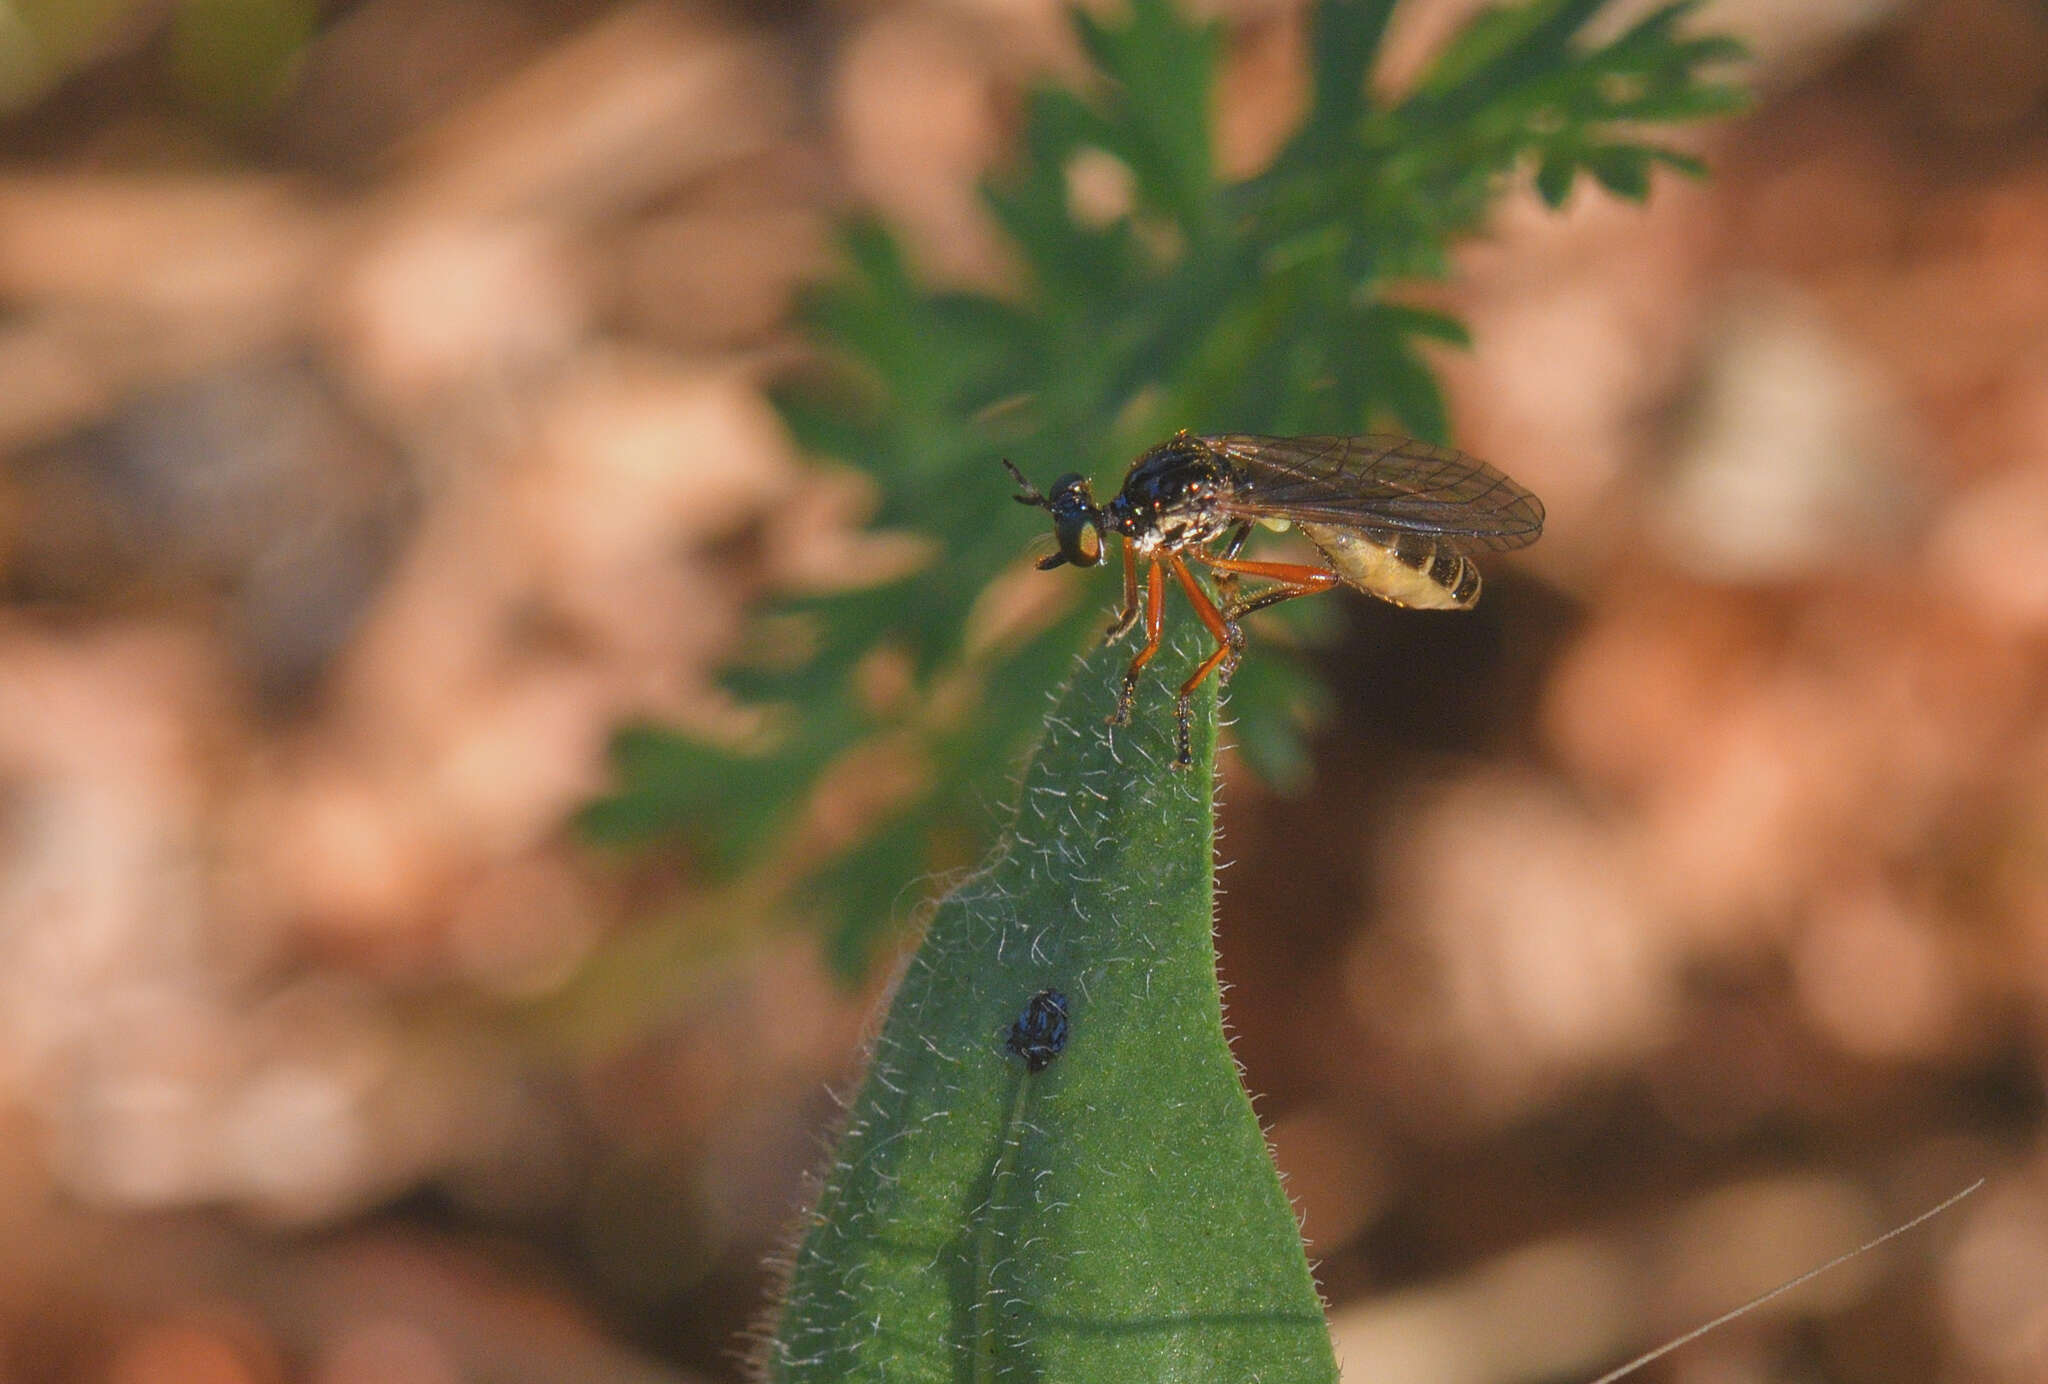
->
[1054, 512, 1104, 567]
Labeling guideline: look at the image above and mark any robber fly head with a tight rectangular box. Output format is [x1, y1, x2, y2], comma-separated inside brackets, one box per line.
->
[1003, 459, 1106, 569]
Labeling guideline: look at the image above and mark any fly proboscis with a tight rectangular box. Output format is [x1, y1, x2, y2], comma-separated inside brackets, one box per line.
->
[1005, 432, 1546, 766]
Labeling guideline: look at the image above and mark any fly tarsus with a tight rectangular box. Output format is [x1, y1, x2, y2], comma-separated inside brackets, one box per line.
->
[1110, 668, 1139, 727]
[1218, 620, 1245, 685]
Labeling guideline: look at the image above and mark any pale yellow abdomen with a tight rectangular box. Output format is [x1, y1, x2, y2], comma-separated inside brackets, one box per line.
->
[1298, 523, 1480, 610]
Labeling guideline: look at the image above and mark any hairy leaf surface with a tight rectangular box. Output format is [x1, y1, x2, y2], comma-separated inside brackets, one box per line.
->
[764, 623, 1335, 1383]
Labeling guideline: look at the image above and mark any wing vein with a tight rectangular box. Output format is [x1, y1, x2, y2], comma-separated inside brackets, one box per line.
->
[1202, 434, 1545, 555]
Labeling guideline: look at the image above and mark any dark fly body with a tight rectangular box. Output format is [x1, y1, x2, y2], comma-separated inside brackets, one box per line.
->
[1006, 432, 1545, 765]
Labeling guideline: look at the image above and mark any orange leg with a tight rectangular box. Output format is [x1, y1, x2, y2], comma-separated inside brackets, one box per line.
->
[1106, 541, 1142, 641]
[1167, 555, 1243, 767]
[1191, 552, 1340, 622]
[1110, 559, 1167, 727]
[1207, 522, 1252, 605]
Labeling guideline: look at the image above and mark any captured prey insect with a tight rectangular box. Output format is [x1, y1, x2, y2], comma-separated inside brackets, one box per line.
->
[1004, 432, 1546, 765]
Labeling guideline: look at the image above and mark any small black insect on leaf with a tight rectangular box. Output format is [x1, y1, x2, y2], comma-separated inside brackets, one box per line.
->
[1006, 989, 1071, 1073]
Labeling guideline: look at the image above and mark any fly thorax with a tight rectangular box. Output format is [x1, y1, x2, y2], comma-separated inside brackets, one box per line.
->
[1155, 505, 1228, 548]
[1113, 440, 1239, 553]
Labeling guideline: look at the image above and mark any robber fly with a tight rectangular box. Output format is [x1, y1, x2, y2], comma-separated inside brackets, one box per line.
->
[1004, 432, 1544, 766]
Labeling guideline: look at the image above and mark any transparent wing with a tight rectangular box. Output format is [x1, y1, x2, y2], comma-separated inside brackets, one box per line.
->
[1203, 434, 1545, 554]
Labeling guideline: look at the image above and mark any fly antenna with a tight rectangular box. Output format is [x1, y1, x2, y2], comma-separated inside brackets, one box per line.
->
[1002, 458, 1048, 508]
[1586, 1178, 1983, 1384]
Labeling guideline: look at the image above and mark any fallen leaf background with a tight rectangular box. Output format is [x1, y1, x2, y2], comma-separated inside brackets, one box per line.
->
[1, 1, 2046, 1380]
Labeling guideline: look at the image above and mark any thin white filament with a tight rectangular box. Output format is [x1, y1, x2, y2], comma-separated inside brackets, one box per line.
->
[1585, 1178, 1984, 1384]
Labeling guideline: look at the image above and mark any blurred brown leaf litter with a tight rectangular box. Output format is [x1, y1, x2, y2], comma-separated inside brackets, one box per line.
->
[0, 0, 2046, 1380]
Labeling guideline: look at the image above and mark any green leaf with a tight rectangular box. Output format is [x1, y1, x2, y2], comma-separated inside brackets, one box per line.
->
[809, 812, 939, 980]
[1377, 342, 1451, 440]
[576, 726, 802, 873]
[761, 621, 1337, 1382]
[1070, 0, 1223, 234]
[1219, 649, 1328, 793]
[1305, 0, 1400, 131]
[1669, 34, 1750, 66]
[1644, 145, 1711, 179]
[1373, 300, 1474, 347]
[579, 691, 866, 874]
[1615, 81, 1751, 121]
[1535, 148, 1577, 207]
[1412, 0, 1605, 104]
[1586, 144, 1652, 200]
[1606, 0, 1698, 44]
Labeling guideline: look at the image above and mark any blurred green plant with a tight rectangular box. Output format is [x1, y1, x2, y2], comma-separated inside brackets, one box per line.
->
[581, 0, 1746, 977]
[171, 0, 316, 122]
[0, 0, 313, 121]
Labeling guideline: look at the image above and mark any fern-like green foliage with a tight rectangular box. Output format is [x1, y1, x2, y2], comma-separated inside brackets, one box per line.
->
[580, 0, 1745, 975]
